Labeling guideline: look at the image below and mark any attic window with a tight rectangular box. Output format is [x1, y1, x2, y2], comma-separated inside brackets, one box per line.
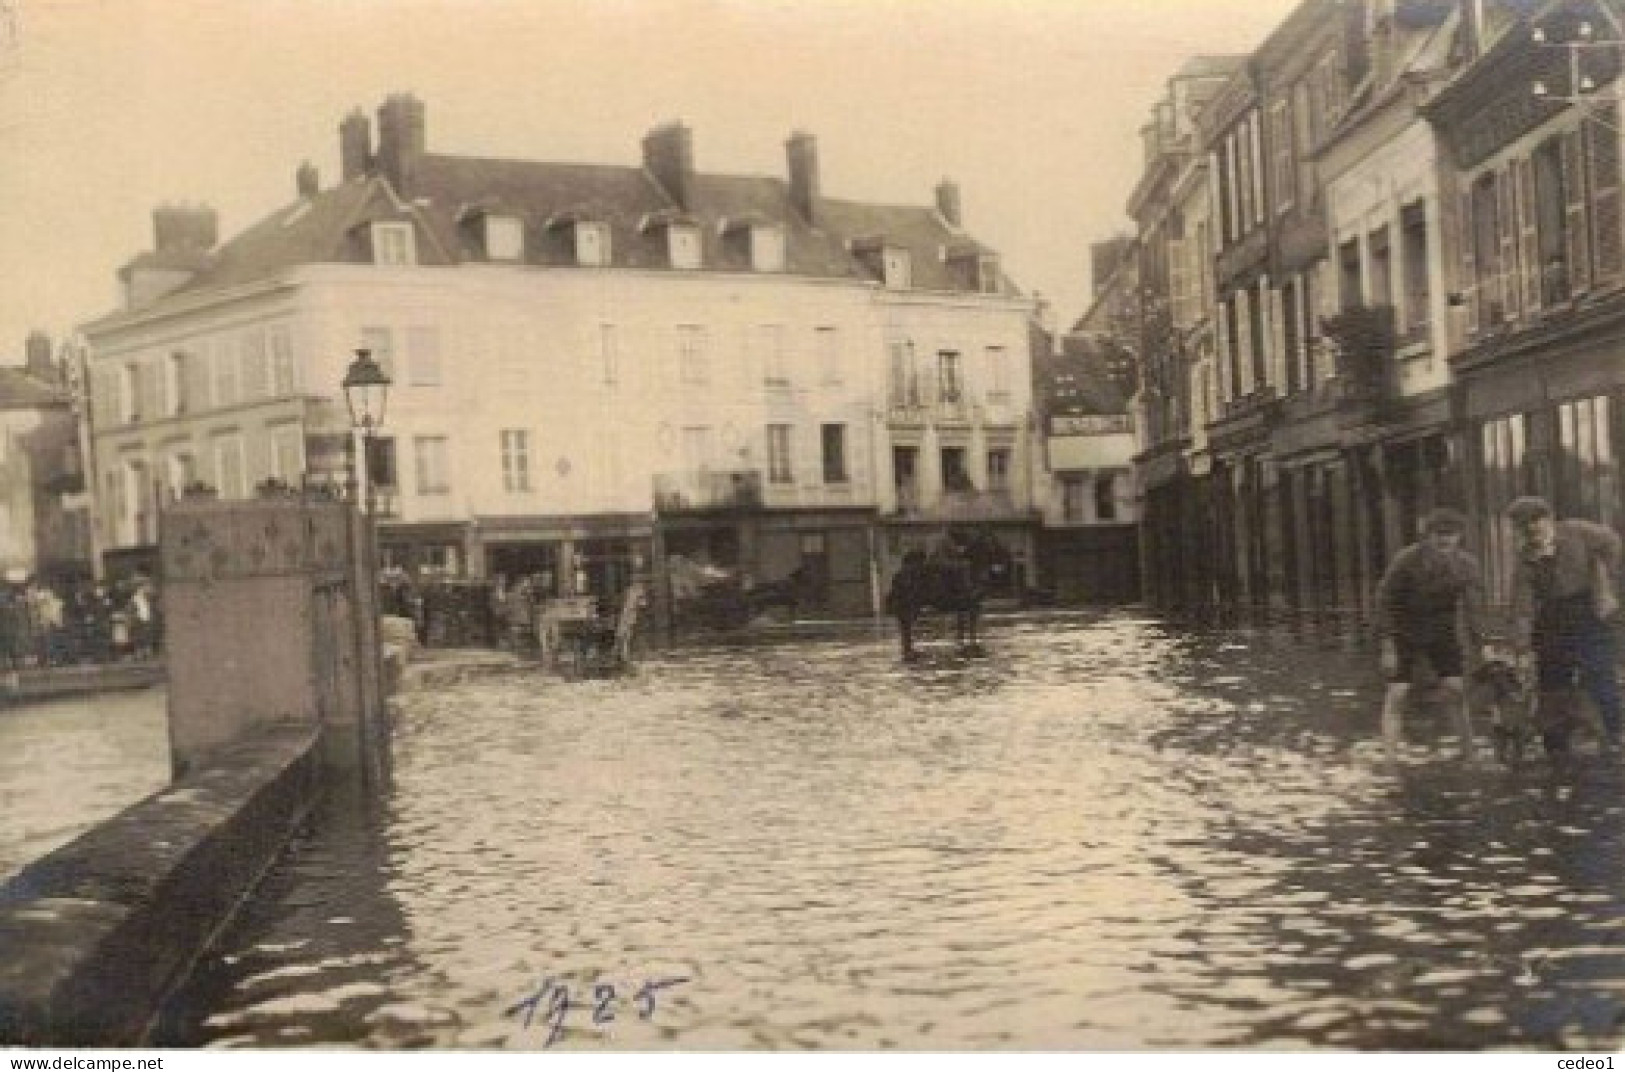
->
[485, 216, 524, 261]
[371, 222, 416, 266]
[883, 248, 912, 290]
[575, 222, 611, 267]
[669, 224, 702, 270]
[750, 225, 786, 273]
[978, 254, 1000, 294]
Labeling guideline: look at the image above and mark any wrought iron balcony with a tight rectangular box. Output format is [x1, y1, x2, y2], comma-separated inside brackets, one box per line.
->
[653, 469, 763, 513]
[1321, 303, 1397, 402]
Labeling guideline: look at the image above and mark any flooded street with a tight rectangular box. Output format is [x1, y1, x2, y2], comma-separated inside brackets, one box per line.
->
[162, 612, 1625, 1049]
[0, 686, 169, 882]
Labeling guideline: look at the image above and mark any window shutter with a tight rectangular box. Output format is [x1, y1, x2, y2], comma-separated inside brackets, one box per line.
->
[1460, 189, 1478, 336]
[1562, 127, 1591, 294]
[1516, 157, 1541, 314]
[1587, 105, 1622, 285]
[1496, 166, 1521, 322]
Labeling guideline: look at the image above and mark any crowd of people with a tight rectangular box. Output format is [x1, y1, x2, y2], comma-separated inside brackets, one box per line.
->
[0, 576, 162, 671]
[1375, 498, 1622, 763]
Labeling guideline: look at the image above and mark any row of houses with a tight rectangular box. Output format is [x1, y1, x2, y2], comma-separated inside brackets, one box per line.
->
[1106, 0, 1625, 621]
[36, 95, 1141, 626]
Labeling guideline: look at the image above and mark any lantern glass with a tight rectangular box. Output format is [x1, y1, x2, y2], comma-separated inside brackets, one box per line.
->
[342, 349, 392, 432]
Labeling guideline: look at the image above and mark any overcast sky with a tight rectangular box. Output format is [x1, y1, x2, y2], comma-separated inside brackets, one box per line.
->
[0, 0, 1300, 365]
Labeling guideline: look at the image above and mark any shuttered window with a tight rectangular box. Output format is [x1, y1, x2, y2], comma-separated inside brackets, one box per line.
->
[1588, 105, 1622, 285]
[1496, 166, 1521, 322]
[1562, 128, 1591, 295]
[1515, 157, 1541, 316]
[1460, 189, 1479, 335]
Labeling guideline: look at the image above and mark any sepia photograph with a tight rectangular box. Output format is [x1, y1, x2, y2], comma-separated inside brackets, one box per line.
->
[1, 0, 1624, 1055]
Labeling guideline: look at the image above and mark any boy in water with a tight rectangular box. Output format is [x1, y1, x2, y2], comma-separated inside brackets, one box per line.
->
[1375, 507, 1486, 764]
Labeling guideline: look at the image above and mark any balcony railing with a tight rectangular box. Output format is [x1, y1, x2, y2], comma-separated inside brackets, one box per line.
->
[653, 469, 763, 513]
[1219, 385, 1281, 421]
[893, 489, 1023, 522]
[1321, 303, 1397, 400]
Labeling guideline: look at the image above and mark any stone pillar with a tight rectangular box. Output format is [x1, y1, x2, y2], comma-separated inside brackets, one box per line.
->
[161, 497, 384, 782]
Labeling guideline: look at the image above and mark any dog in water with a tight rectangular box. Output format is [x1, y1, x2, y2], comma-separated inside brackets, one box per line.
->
[1471, 652, 1537, 764]
[1472, 648, 1597, 761]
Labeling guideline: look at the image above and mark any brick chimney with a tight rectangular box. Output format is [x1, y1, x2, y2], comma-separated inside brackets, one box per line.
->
[786, 130, 820, 225]
[935, 178, 962, 227]
[24, 331, 55, 383]
[153, 204, 218, 251]
[642, 121, 694, 210]
[340, 108, 372, 181]
[297, 161, 319, 199]
[375, 93, 426, 196]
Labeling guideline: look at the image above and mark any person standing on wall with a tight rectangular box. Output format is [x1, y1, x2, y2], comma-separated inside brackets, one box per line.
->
[1375, 507, 1487, 765]
[1505, 496, 1623, 757]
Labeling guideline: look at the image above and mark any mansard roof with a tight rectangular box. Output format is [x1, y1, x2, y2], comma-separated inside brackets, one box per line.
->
[93, 128, 1019, 331]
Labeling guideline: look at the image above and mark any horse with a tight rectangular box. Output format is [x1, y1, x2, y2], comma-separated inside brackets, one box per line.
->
[885, 545, 986, 661]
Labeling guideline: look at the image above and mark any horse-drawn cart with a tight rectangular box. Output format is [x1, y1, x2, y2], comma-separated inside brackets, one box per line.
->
[539, 583, 644, 678]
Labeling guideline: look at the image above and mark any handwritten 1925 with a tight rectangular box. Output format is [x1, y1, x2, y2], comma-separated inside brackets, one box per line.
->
[506, 973, 691, 1047]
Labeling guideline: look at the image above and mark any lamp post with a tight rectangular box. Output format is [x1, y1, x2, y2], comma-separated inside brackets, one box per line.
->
[339, 347, 393, 785]
[341, 348, 392, 515]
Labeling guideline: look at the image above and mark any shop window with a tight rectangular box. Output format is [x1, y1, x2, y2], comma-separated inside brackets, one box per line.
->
[1557, 394, 1617, 527]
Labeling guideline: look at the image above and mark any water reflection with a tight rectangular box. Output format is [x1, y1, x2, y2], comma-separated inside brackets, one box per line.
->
[0, 686, 169, 882]
[163, 612, 1625, 1049]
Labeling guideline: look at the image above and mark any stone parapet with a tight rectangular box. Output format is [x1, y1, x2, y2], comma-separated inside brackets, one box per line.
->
[0, 726, 321, 1045]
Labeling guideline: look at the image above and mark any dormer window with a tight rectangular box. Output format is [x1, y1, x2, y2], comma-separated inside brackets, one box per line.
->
[750, 225, 786, 273]
[575, 221, 610, 267]
[947, 246, 999, 293]
[978, 254, 1000, 294]
[485, 215, 524, 261]
[371, 222, 416, 266]
[883, 248, 912, 290]
[669, 224, 702, 270]
[853, 237, 912, 289]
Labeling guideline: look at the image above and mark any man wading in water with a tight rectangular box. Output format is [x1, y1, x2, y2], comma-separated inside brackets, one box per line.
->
[1375, 507, 1487, 765]
[1506, 496, 1623, 757]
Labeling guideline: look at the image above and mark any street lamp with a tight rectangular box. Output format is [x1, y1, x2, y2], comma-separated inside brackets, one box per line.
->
[341, 348, 391, 513]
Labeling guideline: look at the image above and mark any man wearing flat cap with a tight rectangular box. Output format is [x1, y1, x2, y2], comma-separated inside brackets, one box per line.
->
[1505, 496, 1622, 756]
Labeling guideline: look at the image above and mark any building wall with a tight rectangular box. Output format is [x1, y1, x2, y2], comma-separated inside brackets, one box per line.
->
[84, 263, 1037, 606]
[0, 409, 44, 573]
[1326, 116, 1450, 398]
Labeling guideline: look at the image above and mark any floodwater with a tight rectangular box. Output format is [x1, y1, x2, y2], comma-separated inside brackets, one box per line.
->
[163, 612, 1625, 1050]
[0, 685, 169, 882]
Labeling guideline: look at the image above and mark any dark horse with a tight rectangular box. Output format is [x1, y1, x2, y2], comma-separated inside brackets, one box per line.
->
[885, 544, 986, 661]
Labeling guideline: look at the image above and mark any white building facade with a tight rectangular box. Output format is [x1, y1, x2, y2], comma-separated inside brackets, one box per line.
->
[80, 97, 1037, 619]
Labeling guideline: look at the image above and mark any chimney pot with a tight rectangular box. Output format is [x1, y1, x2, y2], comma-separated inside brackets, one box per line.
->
[375, 93, 426, 195]
[936, 178, 962, 227]
[24, 331, 54, 382]
[786, 130, 820, 225]
[297, 161, 320, 199]
[642, 121, 695, 210]
[340, 109, 372, 181]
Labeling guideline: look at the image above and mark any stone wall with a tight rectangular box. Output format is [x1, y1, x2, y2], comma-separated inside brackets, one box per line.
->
[0, 726, 321, 1045]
